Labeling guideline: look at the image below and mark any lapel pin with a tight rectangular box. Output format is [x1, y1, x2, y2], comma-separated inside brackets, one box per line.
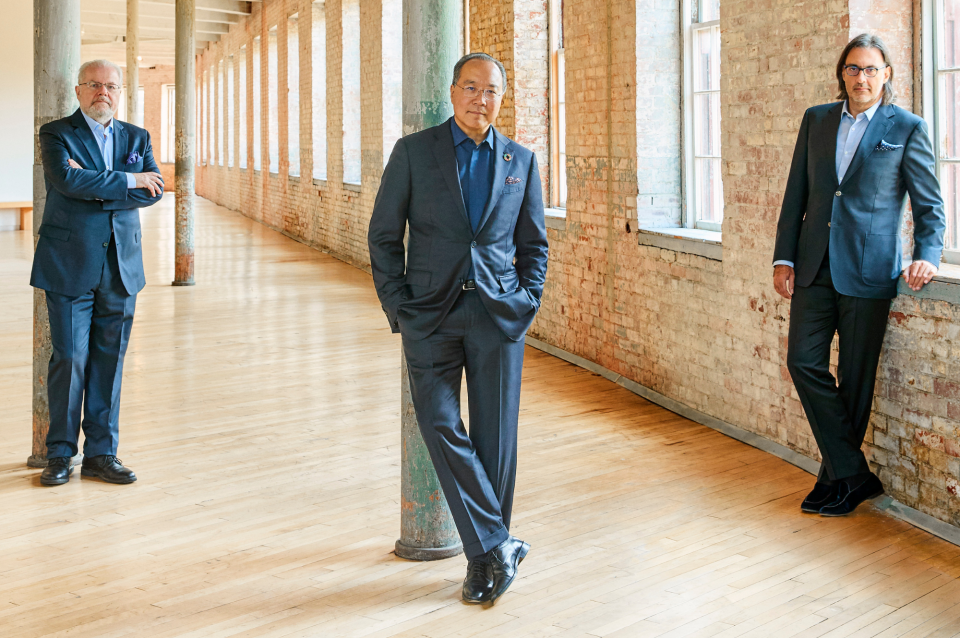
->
[503, 152, 512, 162]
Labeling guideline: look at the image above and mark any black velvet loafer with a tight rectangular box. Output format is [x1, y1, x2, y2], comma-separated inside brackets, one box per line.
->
[819, 473, 883, 517]
[81, 455, 137, 484]
[486, 536, 530, 605]
[801, 482, 840, 513]
[40, 457, 73, 486]
[462, 557, 493, 604]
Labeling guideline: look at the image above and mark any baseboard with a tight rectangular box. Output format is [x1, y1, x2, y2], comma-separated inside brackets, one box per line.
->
[524, 335, 960, 548]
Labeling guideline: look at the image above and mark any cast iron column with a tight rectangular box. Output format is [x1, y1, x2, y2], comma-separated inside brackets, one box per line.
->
[173, 0, 196, 286]
[395, 0, 464, 561]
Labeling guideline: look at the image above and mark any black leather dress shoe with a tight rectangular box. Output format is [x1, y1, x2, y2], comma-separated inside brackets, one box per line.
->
[486, 536, 530, 604]
[40, 457, 73, 486]
[819, 473, 883, 517]
[462, 557, 493, 604]
[801, 482, 840, 513]
[81, 456, 137, 484]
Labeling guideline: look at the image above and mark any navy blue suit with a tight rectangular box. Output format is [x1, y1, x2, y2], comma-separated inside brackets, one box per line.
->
[774, 102, 944, 482]
[31, 108, 163, 460]
[368, 119, 548, 558]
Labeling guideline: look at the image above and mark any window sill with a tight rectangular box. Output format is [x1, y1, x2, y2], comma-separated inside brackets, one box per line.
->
[343, 181, 362, 193]
[289, 175, 300, 183]
[637, 226, 722, 261]
[544, 207, 566, 231]
[900, 263, 960, 303]
[313, 178, 327, 188]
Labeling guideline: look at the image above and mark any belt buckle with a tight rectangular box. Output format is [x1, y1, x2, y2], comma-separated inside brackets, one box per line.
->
[462, 279, 477, 291]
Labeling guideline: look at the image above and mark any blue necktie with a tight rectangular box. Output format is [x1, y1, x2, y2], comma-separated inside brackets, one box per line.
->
[466, 146, 484, 232]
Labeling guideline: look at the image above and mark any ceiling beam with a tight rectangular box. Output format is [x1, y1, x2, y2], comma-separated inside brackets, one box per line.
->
[140, 0, 253, 16]
[82, 28, 221, 43]
[82, 4, 241, 25]
[82, 14, 230, 35]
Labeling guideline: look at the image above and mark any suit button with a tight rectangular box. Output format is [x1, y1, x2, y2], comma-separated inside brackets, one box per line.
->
[113, 214, 118, 218]
[102, 242, 109, 247]
[835, 191, 842, 196]
[471, 241, 477, 247]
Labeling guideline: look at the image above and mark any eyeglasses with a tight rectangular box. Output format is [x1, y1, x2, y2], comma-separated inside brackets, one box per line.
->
[843, 65, 888, 78]
[455, 84, 502, 101]
[79, 81, 122, 93]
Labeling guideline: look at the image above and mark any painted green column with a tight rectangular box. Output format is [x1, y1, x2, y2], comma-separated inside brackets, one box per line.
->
[395, 0, 463, 561]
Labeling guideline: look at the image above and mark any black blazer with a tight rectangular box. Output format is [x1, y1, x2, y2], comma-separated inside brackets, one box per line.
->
[368, 118, 549, 342]
[773, 102, 944, 299]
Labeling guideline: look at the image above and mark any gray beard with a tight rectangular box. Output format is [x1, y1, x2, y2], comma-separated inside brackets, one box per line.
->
[82, 102, 117, 125]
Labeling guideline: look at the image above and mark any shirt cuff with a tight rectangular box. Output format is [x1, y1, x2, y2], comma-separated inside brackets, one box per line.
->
[125, 172, 136, 189]
[773, 260, 795, 268]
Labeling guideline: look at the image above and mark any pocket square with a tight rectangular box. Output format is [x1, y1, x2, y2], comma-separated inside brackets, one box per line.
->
[125, 151, 142, 165]
[505, 176, 522, 185]
[876, 140, 903, 152]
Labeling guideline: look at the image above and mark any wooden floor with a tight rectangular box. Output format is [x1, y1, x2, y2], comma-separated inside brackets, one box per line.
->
[3, 196, 960, 638]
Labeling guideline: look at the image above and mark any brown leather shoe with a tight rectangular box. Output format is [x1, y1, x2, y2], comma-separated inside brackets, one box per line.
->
[40, 457, 73, 486]
[81, 455, 137, 484]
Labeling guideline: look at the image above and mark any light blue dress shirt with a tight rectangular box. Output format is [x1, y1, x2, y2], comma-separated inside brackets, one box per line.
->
[774, 99, 882, 269]
[80, 110, 137, 189]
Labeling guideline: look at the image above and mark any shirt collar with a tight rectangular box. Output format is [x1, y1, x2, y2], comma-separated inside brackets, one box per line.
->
[451, 118, 494, 148]
[841, 98, 882, 121]
[80, 109, 114, 137]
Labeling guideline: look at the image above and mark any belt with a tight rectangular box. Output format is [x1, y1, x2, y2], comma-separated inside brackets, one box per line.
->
[462, 279, 477, 291]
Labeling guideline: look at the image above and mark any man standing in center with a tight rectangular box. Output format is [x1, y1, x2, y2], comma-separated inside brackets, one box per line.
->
[368, 52, 548, 605]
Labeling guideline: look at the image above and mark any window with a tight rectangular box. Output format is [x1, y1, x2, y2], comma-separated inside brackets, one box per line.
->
[240, 46, 247, 170]
[268, 26, 280, 174]
[203, 68, 210, 165]
[161, 84, 175, 164]
[682, 0, 722, 231]
[342, 0, 361, 184]
[312, 1, 327, 180]
[254, 36, 262, 171]
[549, 0, 566, 208]
[289, 13, 301, 177]
[228, 56, 235, 168]
[209, 66, 216, 165]
[382, 0, 402, 167]
[936, 0, 960, 253]
[218, 59, 224, 166]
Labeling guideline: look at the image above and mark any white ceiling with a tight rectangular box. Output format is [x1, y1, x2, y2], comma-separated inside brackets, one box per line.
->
[81, 0, 258, 68]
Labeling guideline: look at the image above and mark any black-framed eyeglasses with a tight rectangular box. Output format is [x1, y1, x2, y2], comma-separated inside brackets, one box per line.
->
[455, 84, 502, 101]
[843, 65, 888, 78]
[79, 81, 122, 93]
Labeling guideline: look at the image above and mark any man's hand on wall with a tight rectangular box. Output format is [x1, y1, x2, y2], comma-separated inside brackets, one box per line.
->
[774, 264, 795, 300]
[902, 260, 938, 292]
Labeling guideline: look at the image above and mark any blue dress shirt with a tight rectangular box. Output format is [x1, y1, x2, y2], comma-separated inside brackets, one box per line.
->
[80, 110, 136, 189]
[451, 118, 495, 234]
[774, 99, 882, 269]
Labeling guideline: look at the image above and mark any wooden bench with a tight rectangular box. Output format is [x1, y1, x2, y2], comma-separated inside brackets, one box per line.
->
[0, 201, 33, 231]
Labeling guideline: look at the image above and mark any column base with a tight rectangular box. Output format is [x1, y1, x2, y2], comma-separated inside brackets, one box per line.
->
[395, 539, 463, 561]
[26, 453, 83, 468]
[171, 280, 196, 286]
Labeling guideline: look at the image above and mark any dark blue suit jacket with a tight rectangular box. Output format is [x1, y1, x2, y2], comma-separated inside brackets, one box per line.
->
[774, 102, 945, 299]
[30, 109, 164, 297]
[368, 119, 549, 342]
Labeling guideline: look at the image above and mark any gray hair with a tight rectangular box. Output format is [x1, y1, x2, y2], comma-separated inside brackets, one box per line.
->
[78, 59, 124, 86]
[452, 53, 507, 93]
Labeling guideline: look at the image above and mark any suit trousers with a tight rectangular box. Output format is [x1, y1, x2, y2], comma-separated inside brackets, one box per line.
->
[401, 290, 524, 560]
[786, 252, 891, 482]
[44, 235, 137, 459]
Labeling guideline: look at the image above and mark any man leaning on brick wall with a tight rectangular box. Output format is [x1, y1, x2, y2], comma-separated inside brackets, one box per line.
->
[773, 33, 946, 517]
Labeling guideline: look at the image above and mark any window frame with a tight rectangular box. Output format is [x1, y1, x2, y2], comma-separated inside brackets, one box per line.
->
[548, 0, 566, 209]
[681, 0, 723, 233]
[930, 0, 960, 263]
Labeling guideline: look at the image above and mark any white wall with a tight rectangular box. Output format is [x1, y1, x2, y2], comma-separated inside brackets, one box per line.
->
[0, 3, 33, 202]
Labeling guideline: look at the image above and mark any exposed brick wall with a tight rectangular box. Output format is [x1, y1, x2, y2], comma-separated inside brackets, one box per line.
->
[192, 0, 960, 529]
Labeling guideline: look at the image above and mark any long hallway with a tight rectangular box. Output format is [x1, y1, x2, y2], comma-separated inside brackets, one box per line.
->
[3, 197, 960, 637]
